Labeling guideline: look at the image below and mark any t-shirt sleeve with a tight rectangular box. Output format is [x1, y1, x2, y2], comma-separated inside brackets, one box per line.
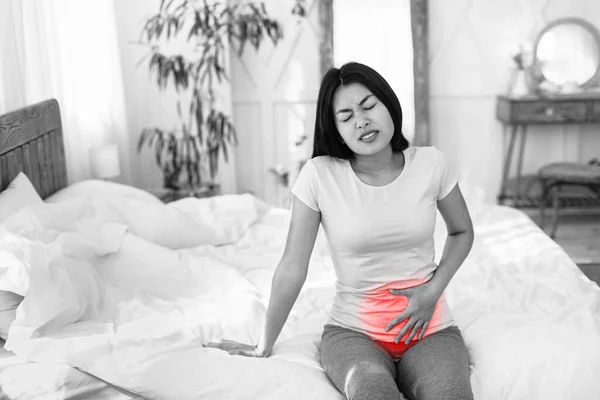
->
[290, 159, 320, 212]
[436, 148, 458, 200]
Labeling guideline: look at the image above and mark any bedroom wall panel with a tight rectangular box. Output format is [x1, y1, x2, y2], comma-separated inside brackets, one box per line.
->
[579, 126, 600, 163]
[232, 95, 318, 207]
[231, 0, 321, 206]
[429, 0, 600, 203]
[272, 101, 317, 207]
[231, 103, 264, 198]
[113, 0, 190, 192]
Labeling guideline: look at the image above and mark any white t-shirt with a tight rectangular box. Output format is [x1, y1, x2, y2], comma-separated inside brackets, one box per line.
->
[290, 146, 458, 342]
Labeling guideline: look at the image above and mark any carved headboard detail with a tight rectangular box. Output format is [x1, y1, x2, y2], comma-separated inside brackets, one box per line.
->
[0, 99, 68, 198]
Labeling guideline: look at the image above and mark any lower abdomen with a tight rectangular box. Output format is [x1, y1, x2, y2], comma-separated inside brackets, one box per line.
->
[328, 280, 454, 343]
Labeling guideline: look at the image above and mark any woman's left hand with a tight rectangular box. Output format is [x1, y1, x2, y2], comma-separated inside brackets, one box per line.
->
[385, 282, 442, 344]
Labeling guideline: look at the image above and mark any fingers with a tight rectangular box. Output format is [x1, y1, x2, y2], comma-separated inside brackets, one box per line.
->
[385, 309, 410, 332]
[205, 339, 247, 347]
[394, 316, 416, 344]
[202, 341, 261, 357]
[404, 320, 424, 344]
[229, 348, 260, 357]
[417, 320, 429, 340]
[202, 342, 222, 349]
[389, 287, 412, 297]
[204, 342, 240, 350]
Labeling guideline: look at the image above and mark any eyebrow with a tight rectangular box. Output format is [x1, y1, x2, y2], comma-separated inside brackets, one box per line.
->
[335, 94, 374, 115]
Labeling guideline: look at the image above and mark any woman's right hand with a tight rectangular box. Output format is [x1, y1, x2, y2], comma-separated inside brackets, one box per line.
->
[203, 339, 270, 358]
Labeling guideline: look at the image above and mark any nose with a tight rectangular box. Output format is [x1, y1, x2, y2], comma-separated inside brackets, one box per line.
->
[356, 116, 370, 129]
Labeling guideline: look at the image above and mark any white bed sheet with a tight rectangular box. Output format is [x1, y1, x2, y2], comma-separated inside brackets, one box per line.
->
[0, 339, 141, 400]
[0, 193, 598, 400]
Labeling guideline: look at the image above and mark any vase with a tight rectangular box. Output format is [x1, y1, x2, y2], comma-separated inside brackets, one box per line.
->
[510, 69, 529, 97]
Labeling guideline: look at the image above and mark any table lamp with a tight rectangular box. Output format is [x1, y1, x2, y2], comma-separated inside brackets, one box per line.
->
[90, 143, 121, 181]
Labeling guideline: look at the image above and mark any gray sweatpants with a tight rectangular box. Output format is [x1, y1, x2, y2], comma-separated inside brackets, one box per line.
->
[320, 324, 474, 400]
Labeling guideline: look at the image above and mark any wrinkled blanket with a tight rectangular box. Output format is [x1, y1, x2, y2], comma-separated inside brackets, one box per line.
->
[0, 194, 599, 400]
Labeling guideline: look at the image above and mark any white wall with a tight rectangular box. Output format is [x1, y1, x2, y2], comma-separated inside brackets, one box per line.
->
[114, 0, 179, 191]
[429, 0, 600, 203]
[231, 0, 321, 206]
[113, 0, 236, 193]
[0, 1, 26, 113]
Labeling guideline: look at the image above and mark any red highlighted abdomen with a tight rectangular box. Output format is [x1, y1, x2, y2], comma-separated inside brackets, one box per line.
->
[357, 280, 447, 353]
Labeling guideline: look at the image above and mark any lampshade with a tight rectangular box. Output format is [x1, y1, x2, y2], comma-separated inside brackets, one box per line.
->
[90, 143, 121, 180]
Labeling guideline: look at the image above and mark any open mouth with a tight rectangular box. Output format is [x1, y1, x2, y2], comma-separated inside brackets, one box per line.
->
[359, 130, 378, 141]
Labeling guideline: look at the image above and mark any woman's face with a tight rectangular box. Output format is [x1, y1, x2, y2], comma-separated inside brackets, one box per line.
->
[332, 82, 395, 156]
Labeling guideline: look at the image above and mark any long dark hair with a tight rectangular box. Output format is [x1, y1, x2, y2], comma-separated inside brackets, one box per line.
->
[312, 62, 409, 160]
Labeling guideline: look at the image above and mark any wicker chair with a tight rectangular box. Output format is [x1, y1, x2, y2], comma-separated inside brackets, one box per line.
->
[538, 161, 600, 238]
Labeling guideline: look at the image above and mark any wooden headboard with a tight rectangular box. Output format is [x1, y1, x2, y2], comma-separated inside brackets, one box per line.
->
[0, 99, 68, 198]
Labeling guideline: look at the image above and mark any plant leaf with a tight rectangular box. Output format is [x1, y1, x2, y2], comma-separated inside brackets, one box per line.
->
[155, 130, 165, 167]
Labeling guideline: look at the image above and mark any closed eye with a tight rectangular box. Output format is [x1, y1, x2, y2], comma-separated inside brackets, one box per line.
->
[338, 103, 376, 123]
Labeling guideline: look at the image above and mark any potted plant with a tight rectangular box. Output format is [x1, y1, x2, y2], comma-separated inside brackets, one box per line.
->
[136, 0, 306, 193]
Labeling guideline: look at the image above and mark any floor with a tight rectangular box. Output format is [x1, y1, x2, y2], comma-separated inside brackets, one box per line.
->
[528, 211, 600, 284]
[579, 264, 600, 285]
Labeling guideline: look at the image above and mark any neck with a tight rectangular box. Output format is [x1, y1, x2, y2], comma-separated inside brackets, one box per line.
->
[352, 145, 399, 175]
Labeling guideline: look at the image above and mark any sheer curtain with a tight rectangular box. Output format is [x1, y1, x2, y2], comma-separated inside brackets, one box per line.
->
[333, 0, 415, 142]
[0, 0, 131, 184]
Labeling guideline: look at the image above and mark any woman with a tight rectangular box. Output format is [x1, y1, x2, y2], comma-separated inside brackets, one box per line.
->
[206, 62, 475, 400]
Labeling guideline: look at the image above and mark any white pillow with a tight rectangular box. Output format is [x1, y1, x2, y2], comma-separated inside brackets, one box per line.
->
[113, 193, 271, 249]
[45, 180, 163, 205]
[0, 172, 43, 223]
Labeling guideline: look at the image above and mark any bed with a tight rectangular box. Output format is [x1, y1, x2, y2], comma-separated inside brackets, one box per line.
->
[0, 99, 144, 399]
[1, 99, 600, 400]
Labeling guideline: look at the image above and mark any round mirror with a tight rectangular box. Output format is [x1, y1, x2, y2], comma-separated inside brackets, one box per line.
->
[533, 18, 600, 88]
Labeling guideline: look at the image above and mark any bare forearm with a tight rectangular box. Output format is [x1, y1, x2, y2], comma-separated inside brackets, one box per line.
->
[257, 265, 305, 355]
[430, 230, 474, 296]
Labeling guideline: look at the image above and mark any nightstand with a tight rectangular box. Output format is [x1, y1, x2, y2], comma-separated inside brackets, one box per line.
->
[496, 93, 600, 208]
[149, 185, 220, 203]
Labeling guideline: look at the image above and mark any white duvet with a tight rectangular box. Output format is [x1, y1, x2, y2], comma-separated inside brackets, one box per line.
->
[0, 194, 599, 400]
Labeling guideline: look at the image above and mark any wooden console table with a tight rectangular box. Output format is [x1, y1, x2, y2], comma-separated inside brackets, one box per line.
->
[496, 93, 600, 207]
